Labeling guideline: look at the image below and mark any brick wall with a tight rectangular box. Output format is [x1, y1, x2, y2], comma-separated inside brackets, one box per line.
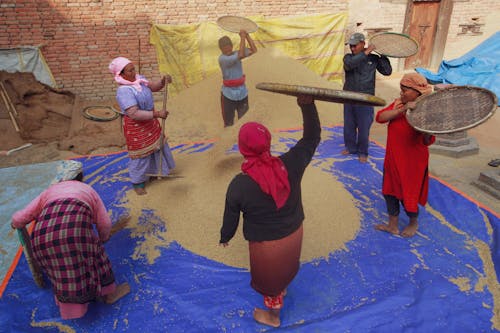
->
[444, 0, 500, 59]
[1, 0, 497, 100]
[0, 0, 347, 100]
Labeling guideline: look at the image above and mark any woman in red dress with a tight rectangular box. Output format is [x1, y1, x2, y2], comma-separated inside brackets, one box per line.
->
[374, 73, 435, 237]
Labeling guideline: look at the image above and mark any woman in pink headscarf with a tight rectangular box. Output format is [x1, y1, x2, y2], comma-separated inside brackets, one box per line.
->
[109, 57, 175, 195]
[220, 95, 321, 327]
[374, 73, 435, 237]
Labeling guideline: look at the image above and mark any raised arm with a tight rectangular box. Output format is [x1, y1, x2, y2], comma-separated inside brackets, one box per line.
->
[376, 102, 404, 123]
[148, 75, 172, 92]
[279, 95, 321, 170]
[298, 95, 321, 146]
[238, 30, 247, 59]
[343, 52, 368, 71]
[245, 32, 257, 55]
[376, 54, 392, 76]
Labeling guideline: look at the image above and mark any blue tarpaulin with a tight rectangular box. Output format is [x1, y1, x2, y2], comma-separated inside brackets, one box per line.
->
[1, 127, 499, 332]
[416, 31, 500, 105]
[0, 160, 83, 289]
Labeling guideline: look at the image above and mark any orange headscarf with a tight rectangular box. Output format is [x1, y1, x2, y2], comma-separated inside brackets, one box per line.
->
[400, 73, 432, 96]
[394, 73, 433, 109]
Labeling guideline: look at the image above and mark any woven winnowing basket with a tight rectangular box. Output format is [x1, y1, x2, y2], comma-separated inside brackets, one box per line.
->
[369, 32, 419, 58]
[83, 106, 120, 121]
[217, 16, 258, 33]
[406, 86, 497, 134]
[255, 82, 386, 107]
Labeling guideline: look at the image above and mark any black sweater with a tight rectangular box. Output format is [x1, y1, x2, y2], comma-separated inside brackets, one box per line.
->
[220, 102, 321, 243]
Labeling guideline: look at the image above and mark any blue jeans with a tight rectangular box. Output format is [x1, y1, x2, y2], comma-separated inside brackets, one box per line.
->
[343, 104, 374, 156]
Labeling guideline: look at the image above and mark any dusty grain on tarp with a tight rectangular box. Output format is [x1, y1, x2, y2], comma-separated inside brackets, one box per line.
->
[121, 46, 360, 268]
[31, 309, 75, 333]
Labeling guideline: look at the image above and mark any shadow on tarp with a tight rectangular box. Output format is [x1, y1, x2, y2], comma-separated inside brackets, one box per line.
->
[1, 126, 499, 332]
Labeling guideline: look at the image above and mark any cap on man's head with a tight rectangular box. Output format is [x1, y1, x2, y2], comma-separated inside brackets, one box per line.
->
[347, 32, 365, 45]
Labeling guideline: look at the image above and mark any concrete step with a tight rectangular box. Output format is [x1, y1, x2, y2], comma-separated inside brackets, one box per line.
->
[472, 169, 500, 199]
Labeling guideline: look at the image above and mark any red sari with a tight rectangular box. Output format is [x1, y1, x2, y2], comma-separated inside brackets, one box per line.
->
[376, 101, 435, 213]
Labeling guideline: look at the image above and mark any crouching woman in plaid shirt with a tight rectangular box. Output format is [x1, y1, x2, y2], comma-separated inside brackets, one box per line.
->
[11, 172, 130, 319]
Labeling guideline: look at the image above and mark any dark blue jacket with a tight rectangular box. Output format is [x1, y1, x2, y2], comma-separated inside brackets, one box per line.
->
[343, 52, 392, 95]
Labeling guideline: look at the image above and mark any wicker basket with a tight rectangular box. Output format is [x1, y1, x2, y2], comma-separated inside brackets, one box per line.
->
[256, 82, 386, 106]
[406, 85, 497, 134]
[83, 105, 120, 122]
[217, 16, 258, 33]
[369, 32, 419, 58]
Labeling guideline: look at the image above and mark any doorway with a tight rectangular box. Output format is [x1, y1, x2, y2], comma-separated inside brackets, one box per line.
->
[403, 0, 453, 70]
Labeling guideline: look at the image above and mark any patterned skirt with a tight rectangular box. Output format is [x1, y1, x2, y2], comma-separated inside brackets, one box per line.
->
[31, 198, 115, 304]
[123, 116, 162, 159]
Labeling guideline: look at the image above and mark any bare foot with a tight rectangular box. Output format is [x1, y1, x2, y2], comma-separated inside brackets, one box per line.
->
[253, 308, 280, 327]
[359, 155, 368, 163]
[341, 149, 351, 155]
[374, 223, 399, 235]
[401, 220, 418, 237]
[134, 187, 147, 195]
[105, 283, 131, 304]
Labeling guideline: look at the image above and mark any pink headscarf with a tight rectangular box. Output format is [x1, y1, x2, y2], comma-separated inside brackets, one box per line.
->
[108, 56, 148, 91]
[238, 122, 291, 209]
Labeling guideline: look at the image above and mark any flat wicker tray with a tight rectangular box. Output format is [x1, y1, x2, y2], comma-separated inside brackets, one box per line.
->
[256, 82, 386, 106]
[82, 105, 120, 122]
[369, 32, 419, 58]
[406, 85, 497, 134]
[217, 15, 258, 33]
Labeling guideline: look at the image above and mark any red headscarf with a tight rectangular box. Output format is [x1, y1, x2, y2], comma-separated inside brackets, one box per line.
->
[238, 122, 291, 209]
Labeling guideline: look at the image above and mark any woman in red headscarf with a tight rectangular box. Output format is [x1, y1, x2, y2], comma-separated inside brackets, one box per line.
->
[374, 73, 435, 237]
[220, 95, 321, 327]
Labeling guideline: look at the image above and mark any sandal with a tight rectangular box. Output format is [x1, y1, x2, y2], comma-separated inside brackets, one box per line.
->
[488, 159, 500, 167]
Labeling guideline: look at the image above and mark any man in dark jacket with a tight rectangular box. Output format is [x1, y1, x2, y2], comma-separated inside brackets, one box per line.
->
[342, 32, 392, 162]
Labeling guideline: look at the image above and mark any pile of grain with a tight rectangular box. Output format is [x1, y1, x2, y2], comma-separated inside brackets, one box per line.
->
[124, 46, 360, 268]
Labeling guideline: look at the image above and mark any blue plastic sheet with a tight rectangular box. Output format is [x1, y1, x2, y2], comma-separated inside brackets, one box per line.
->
[0, 160, 82, 287]
[416, 31, 500, 105]
[1, 127, 499, 332]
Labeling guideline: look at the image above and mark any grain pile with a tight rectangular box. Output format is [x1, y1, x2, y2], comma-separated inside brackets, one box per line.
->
[124, 46, 361, 268]
[0, 71, 74, 142]
[0, 70, 125, 157]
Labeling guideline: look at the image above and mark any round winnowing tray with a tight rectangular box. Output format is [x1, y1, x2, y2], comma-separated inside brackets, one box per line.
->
[256, 82, 386, 106]
[82, 105, 120, 122]
[369, 32, 419, 58]
[217, 15, 258, 33]
[406, 85, 497, 134]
